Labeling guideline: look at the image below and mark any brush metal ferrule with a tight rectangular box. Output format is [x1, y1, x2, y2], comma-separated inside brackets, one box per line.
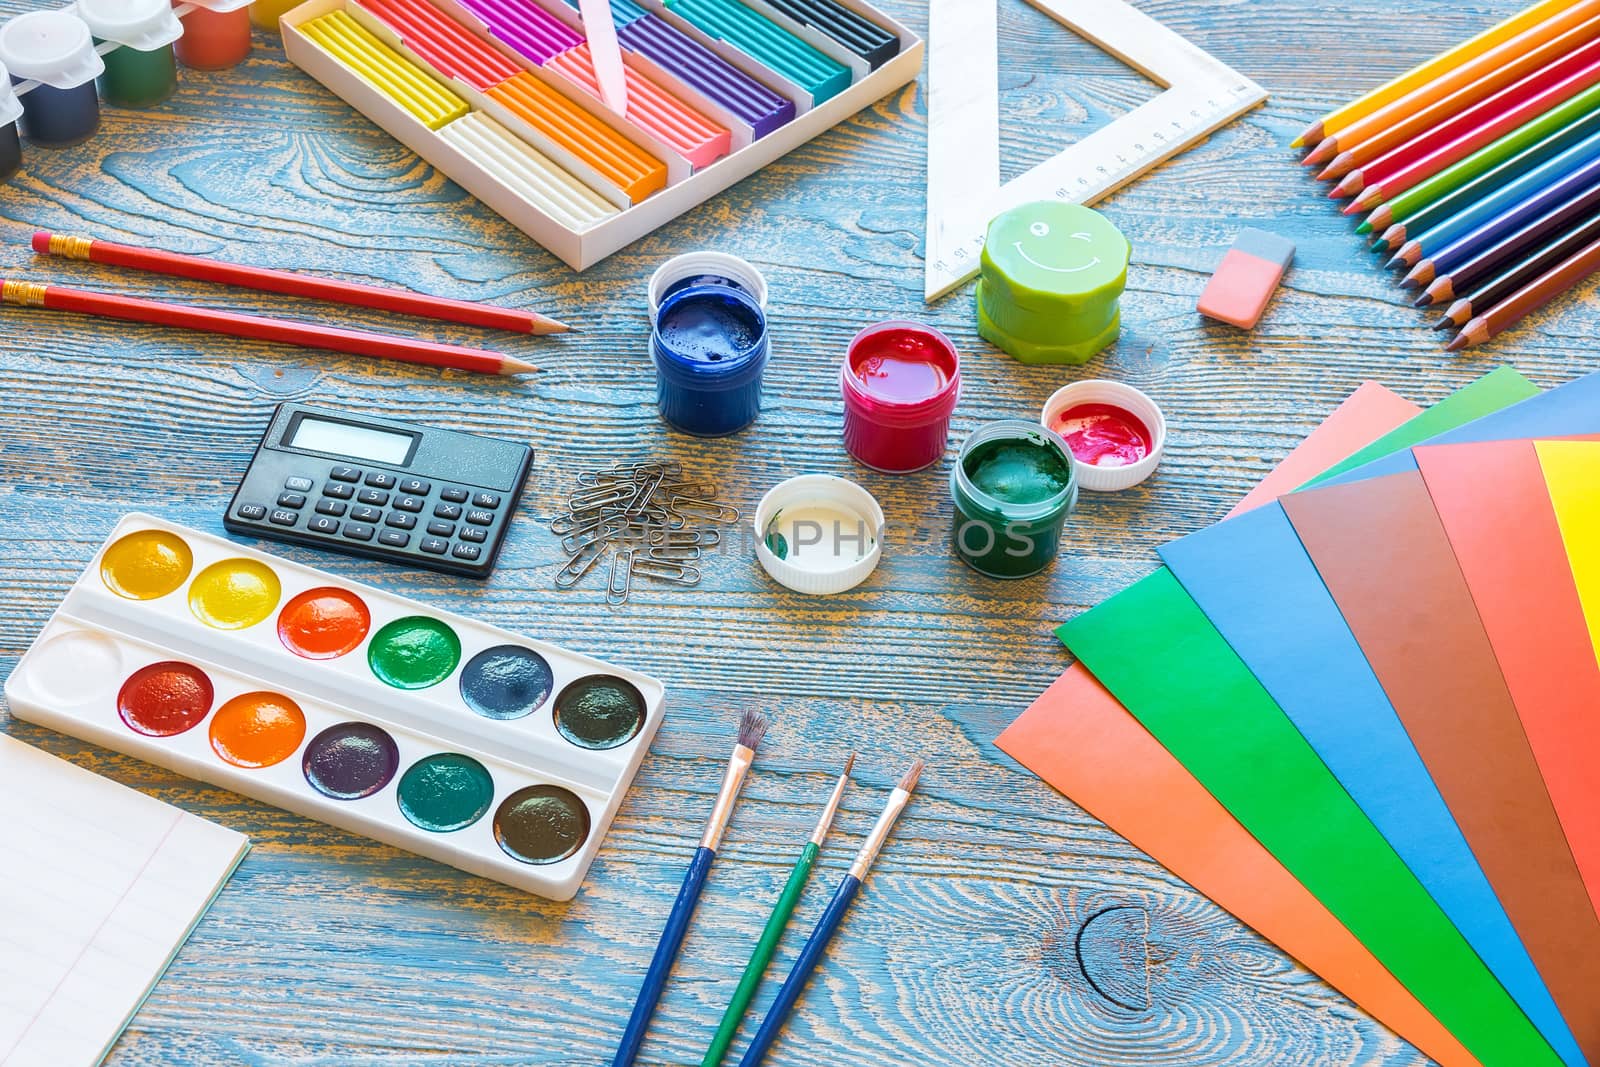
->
[848, 786, 911, 882]
[700, 743, 755, 852]
[809, 770, 851, 848]
[47, 233, 93, 259]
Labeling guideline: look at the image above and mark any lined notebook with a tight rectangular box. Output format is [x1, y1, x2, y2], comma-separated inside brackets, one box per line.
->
[0, 733, 248, 1067]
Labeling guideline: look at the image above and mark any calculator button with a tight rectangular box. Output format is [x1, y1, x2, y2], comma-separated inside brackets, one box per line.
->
[385, 512, 416, 530]
[284, 476, 314, 492]
[399, 478, 431, 495]
[308, 515, 340, 535]
[465, 509, 495, 526]
[357, 488, 390, 506]
[277, 492, 307, 509]
[342, 523, 375, 542]
[323, 482, 355, 500]
[451, 543, 482, 561]
[472, 493, 501, 509]
[420, 537, 448, 555]
[237, 503, 268, 521]
[459, 526, 487, 543]
[440, 487, 469, 504]
[364, 472, 396, 489]
[315, 499, 347, 517]
[427, 521, 456, 537]
[270, 509, 299, 526]
[379, 530, 411, 548]
[394, 495, 425, 513]
[350, 505, 383, 523]
[434, 503, 463, 520]
[330, 466, 362, 482]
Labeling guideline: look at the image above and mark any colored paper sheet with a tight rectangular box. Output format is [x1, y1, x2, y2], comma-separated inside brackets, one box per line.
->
[1541, 440, 1600, 670]
[998, 383, 1487, 1067]
[1420, 440, 1600, 915]
[1283, 472, 1600, 1062]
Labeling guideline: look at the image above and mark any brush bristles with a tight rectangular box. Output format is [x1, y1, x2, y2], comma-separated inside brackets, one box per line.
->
[737, 709, 770, 752]
[842, 752, 856, 775]
[898, 759, 925, 793]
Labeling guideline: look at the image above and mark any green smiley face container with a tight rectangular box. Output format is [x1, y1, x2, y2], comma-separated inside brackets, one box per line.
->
[976, 202, 1131, 365]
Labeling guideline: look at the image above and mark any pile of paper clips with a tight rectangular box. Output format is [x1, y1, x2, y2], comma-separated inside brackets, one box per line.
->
[551, 461, 741, 605]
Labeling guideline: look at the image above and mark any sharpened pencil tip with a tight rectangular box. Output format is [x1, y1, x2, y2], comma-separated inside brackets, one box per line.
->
[1445, 334, 1468, 352]
[737, 709, 770, 752]
[1412, 293, 1431, 308]
[897, 759, 925, 793]
[1432, 316, 1454, 331]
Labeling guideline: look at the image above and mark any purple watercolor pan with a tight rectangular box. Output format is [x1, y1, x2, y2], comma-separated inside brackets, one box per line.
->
[456, 0, 583, 64]
[619, 14, 793, 138]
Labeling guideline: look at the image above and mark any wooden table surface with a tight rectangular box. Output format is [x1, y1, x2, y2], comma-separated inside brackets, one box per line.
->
[0, 0, 1586, 1063]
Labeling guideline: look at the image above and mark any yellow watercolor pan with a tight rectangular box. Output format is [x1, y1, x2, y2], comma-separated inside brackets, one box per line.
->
[487, 72, 667, 203]
[438, 112, 619, 232]
[302, 10, 468, 130]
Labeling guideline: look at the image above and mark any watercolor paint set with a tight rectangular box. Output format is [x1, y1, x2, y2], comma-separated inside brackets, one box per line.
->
[3, 513, 666, 901]
[280, 0, 920, 268]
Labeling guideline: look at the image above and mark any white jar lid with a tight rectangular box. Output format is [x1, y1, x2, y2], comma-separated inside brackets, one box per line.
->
[0, 60, 22, 128]
[0, 11, 105, 89]
[648, 251, 768, 316]
[76, 0, 182, 50]
[754, 474, 884, 595]
[1039, 378, 1167, 492]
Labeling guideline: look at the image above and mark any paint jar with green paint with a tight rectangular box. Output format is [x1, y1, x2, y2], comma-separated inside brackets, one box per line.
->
[78, 0, 182, 110]
[950, 419, 1078, 579]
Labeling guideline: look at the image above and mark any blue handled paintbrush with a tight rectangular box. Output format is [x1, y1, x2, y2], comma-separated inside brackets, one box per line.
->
[736, 759, 924, 1067]
[613, 709, 770, 1067]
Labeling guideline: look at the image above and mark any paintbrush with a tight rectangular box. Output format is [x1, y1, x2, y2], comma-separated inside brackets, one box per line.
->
[613, 709, 771, 1067]
[700, 754, 854, 1067]
[736, 759, 924, 1067]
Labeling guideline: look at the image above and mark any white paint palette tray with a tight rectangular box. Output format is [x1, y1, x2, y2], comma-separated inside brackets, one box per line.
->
[3, 514, 666, 901]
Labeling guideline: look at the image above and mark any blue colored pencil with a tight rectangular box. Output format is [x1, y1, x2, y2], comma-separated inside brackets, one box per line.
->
[613, 710, 770, 1067]
[736, 760, 924, 1067]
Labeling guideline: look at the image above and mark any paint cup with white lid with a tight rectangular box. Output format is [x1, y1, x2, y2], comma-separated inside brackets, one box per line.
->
[173, 0, 254, 70]
[0, 10, 105, 147]
[755, 474, 883, 595]
[78, 0, 183, 108]
[651, 283, 769, 436]
[0, 62, 24, 181]
[841, 320, 961, 473]
[1039, 379, 1166, 492]
[647, 250, 768, 317]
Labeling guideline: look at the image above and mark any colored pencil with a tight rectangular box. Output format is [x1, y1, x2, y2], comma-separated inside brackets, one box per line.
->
[30, 231, 569, 335]
[1370, 119, 1600, 253]
[1399, 157, 1600, 287]
[1432, 210, 1600, 327]
[700, 755, 854, 1067]
[1293, 0, 1579, 148]
[1346, 80, 1600, 216]
[736, 760, 924, 1067]
[1330, 42, 1600, 202]
[1411, 182, 1600, 301]
[0, 278, 536, 375]
[1309, 8, 1600, 173]
[1447, 234, 1600, 349]
[613, 710, 771, 1067]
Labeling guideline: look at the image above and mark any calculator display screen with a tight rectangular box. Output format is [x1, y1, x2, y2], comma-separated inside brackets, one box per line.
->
[286, 417, 415, 465]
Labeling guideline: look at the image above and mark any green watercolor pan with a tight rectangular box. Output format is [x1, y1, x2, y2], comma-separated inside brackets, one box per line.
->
[2, 513, 665, 901]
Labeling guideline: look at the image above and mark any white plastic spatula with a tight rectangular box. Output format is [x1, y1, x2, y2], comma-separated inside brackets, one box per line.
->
[578, 0, 629, 114]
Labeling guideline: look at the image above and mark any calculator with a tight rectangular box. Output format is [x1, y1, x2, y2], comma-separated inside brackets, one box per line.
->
[224, 403, 533, 579]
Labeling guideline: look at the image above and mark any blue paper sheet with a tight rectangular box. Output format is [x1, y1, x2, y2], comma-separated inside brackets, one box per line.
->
[1160, 504, 1586, 1067]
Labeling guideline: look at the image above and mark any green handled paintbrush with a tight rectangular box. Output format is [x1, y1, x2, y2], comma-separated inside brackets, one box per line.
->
[700, 754, 854, 1067]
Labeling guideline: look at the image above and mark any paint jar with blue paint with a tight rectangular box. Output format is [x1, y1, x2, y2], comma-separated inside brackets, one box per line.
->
[0, 65, 24, 181]
[0, 11, 105, 148]
[651, 282, 770, 437]
[78, 0, 183, 109]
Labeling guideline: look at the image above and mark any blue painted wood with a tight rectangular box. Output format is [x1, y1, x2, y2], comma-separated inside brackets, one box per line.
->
[0, 0, 1584, 1063]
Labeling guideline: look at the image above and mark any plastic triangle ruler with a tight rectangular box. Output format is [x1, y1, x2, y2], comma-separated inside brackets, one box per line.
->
[924, 0, 1268, 301]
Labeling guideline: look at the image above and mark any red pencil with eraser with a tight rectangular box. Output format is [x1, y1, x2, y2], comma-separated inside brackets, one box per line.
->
[1197, 229, 1295, 329]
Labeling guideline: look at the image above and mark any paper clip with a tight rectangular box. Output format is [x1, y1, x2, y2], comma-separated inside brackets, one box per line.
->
[555, 539, 609, 589]
[669, 495, 741, 523]
[633, 556, 701, 585]
[607, 548, 635, 604]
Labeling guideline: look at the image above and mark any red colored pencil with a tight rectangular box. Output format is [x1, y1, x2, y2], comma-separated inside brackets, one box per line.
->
[0, 278, 537, 375]
[1330, 40, 1600, 203]
[30, 231, 568, 335]
[1446, 233, 1600, 349]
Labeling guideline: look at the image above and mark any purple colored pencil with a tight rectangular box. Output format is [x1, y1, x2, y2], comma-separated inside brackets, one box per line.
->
[456, 0, 583, 64]
[619, 14, 793, 137]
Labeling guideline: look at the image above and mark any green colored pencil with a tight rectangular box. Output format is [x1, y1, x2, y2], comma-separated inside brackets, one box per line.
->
[701, 755, 854, 1067]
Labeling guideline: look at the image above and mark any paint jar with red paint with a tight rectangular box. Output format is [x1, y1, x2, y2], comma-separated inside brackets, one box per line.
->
[841, 320, 961, 473]
[174, 0, 254, 71]
[1040, 379, 1166, 491]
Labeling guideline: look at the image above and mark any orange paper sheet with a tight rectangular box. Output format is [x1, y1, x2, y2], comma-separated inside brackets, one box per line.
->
[997, 382, 1477, 1067]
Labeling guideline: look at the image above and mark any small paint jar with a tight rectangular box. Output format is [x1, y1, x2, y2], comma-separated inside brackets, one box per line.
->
[249, 0, 302, 32]
[651, 283, 769, 437]
[174, 0, 253, 70]
[78, 0, 183, 109]
[0, 64, 24, 181]
[0, 11, 105, 148]
[647, 250, 768, 317]
[1040, 379, 1167, 492]
[754, 474, 884, 595]
[950, 419, 1078, 579]
[840, 320, 960, 473]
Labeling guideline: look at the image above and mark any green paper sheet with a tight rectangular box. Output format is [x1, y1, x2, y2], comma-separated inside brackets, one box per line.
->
[1058, 367, 1555, 1067]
